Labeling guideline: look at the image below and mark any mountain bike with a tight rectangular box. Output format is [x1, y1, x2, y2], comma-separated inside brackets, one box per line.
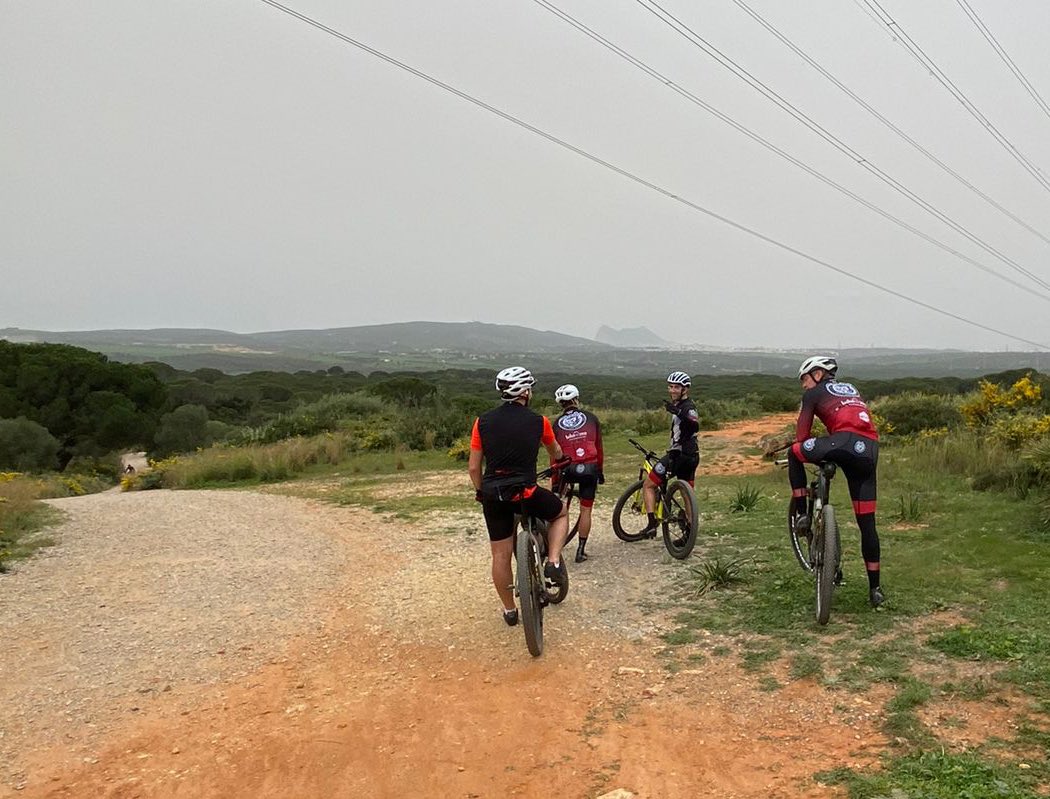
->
[513, 464, 568, 656]
[611, 439, 699, 559]
[780, 458, 842, 625]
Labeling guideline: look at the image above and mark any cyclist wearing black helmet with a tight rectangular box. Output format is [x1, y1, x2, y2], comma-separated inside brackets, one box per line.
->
[639, 371, 700, 538]
[790, 356, 884, 608]
[468, 367, 570, 627]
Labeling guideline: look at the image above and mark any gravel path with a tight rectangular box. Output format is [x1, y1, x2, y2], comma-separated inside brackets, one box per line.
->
[0, 489, 349, 788]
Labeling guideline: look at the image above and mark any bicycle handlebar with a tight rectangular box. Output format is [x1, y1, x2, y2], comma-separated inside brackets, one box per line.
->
[627, 438, 659, 460]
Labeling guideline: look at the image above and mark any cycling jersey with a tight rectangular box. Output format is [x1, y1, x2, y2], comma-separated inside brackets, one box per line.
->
[470, 402, 556, 488]
[796, 379, 879, 442]
[667, 398, 700, 455]
[552, 409, 604, 469]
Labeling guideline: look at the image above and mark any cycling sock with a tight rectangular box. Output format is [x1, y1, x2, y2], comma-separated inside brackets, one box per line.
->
[576, 537, 587, 553]
[866, 566, 880, 589]
[646, 512, 656, 526]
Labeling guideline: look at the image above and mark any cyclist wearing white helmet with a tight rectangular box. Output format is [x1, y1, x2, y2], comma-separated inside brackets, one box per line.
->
[551, 384, 604, 563]
[639, 371, 701, 538]
[468, 367, 570, 626]
[790, 355, 884, 608]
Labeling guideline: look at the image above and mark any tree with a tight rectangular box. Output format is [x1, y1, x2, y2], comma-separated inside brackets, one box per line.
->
[0, 417, 60, 471]
[154, 404, 212, 455]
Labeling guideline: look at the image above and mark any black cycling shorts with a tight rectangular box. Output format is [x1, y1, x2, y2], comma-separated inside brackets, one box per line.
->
[482, 485, 564, 542]
[790, 432, 878, 513]
[649, 450, 699, 486]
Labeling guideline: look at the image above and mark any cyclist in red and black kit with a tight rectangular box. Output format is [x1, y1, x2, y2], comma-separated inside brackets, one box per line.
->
[468, 367, 570, 627]
[551, 384, 604, 564]
[640, 371, 700, 538]
[789, 356, 885, 608]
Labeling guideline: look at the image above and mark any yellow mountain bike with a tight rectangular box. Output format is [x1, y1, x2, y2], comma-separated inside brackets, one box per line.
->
[612, 439, 699, 559]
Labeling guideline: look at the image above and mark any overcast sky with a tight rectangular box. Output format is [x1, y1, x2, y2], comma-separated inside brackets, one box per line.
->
[4, 0, 1050, 350]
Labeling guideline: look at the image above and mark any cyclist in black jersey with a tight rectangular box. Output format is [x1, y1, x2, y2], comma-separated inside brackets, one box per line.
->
[790, 355, 884, 608]
[468, 367, 569, 627]
[551, 384, 604, 563]
[639, 371, 700, 538]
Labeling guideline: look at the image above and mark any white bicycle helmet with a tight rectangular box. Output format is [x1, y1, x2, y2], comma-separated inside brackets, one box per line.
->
[797, 355, 838, 379]
[666, 371, 691, 387]
[554, 384, 580, 403]
[495, 366, 535, 400]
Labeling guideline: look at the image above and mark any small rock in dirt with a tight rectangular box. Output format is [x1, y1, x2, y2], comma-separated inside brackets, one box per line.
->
[597, 790, 635, 799]
[171, 747, 180, 755]
[617, 667, 645, 676]
[642, 685, 664, 698]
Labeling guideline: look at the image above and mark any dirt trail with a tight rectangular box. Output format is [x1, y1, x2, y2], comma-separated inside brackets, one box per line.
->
[1, 415, 888, 799]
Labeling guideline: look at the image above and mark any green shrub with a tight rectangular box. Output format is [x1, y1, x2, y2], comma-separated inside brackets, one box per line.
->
[872, 392, 962, 436]
[154, 404, 212, 455]
[729, 484, 761, 513]
[0, 417, 60, 471]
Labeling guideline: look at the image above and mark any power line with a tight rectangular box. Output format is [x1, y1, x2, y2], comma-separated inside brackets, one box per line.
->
[728, 0, 1050, 248]
[955, 0, 1050, 122]
[860, 0, 1050, 193]
[530, 0, 1050, 304]
[634, 0, 1050, 293]
[255, 0, 1050, 350]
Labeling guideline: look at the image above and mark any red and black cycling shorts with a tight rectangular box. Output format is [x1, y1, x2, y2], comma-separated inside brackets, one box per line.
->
[648, 450, 699, 486]
[481, 485, 564, 542]
[790, 431, 878, 513]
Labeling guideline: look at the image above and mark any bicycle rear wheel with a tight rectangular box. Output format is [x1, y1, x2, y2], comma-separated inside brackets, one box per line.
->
[516, 524, 544, 656]
[788, 504, 814, 573]
[662, 480, 699, 559]
[814, 504, 839, 626]
[612, 479, 649, 542]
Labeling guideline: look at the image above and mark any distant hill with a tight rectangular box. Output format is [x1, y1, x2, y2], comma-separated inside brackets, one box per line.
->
[595, 325, 674, 348]
[3, 325, 1048, 378]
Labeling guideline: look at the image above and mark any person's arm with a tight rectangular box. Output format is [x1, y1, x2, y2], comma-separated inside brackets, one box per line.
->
[468, 418, 483, 491]
[796, 393, 816, 442]
[594, 414, 605, 476]
[541, 417, 564, 463]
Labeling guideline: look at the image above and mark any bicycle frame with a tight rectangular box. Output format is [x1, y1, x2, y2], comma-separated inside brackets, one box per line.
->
[629, 439, 670, 520]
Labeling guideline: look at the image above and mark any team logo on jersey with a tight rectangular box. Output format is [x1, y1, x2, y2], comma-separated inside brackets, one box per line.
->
[859, 411, 870, 423]
[575, 447, 585, 457]
[854, 440, 867, 454]
[557, 410, 587, 431]
[654, 462, 667, 475]
[575, 463, 586, 474]
[688, 409, 699, 421]
[827, 382, 859, 397]
[803, 438, 816, 451]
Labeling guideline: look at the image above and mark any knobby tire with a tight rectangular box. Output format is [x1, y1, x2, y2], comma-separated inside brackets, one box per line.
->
[814, 504, 840, 626]
[788, 504, 814, 573]
[662, 480, 699, 559]
[612, 479, 649, 542]
[516, 524, 544, 656]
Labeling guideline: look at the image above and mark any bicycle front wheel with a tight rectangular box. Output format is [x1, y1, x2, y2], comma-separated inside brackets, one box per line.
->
[516, 525, 544, 656]
[612, 479, 650, 542]
[662, 480, 699, 559]
[814, 504, 840, 626]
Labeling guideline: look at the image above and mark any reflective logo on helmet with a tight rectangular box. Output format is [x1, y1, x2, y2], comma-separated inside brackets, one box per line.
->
[802, 438, 816, 451]
[827, 382, 859, 397]
[854, 440, 867, 454]
[557, 411, 587, 431]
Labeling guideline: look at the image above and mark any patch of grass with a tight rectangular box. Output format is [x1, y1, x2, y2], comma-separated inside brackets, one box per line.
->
[740, 644, 780, 673]
[729, 483, 762, 513]
[758, 675, 781, 692]
[689, 556, 751, 596]
[929, 624, 1043, 662]
[941, 677, 993, 700]
[662, 629, 697, 646]
[817, 750, 1040, 798]
[0, 476, 66, 570]
[884, 678, 934, 746]
[894, 491, 923, 522]
[789, 652, 823, 681]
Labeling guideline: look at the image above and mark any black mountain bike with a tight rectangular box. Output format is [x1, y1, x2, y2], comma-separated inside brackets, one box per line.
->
[513, 464, 568, 657]
[612, 439, 699, 559]
[781, 458, 842, 625]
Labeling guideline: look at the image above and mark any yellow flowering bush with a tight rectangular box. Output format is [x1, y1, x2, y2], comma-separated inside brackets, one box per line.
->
[960, 374, 1043, 428]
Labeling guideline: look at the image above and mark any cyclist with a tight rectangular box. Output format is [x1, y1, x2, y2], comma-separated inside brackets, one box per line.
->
[468, 366, 570, 627]
[639, 371, 700, 537]
[789, 355, 884, 608]
[551, 384, 604, 563]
